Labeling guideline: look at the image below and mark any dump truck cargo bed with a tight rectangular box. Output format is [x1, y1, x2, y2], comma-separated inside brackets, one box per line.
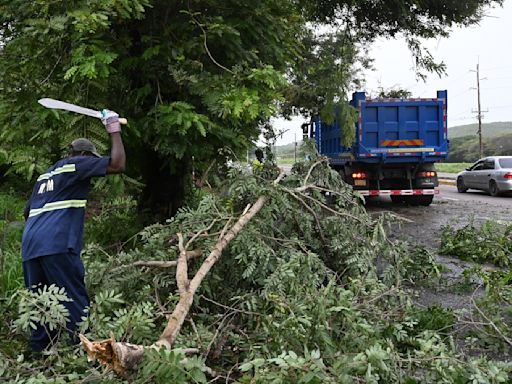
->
[314, 90, 448, 165]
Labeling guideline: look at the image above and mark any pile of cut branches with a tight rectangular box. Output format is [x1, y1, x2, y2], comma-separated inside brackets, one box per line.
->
[4, 142, 511, 383]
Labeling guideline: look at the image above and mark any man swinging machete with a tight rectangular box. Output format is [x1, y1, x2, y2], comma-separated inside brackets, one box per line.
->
[22, 104, 126, 353]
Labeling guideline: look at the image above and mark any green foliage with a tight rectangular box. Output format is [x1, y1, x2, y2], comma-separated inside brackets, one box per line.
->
[239, 349, 329, 383]
[84, 195, 141, 248]
[447, 133, 512, 163]
[0, 248, 23, 296]
[0, 0, 301, 213]
[0, 0, 502, 213]
[449, 122, 512, 139]
[440, 220, 512, 267]
[410, 306, 456, 336]
[82, 290, 157, 344]
[450, 267, 512, 355]
[0, 192, 26, 295]
[377, 87, 412, 98]
[1, 145, 512, 381]
[139, 348, 207, 384]
[436, 162, 472, 173]
[332, 104, 359, 148]
[399, 245, 442, 284]
[14, 284, 71, 334]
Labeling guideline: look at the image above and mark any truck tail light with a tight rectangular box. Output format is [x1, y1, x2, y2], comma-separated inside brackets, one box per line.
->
[352, 172, 367, 179]
[504, 173, 512, 179]
[417, 171, 436, 178]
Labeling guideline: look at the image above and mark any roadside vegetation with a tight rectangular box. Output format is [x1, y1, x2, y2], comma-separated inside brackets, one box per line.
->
[441, 220, 512, 267]
[1, 145, 512, 382]
[448, 122, 512, 140]
[435, 163, 472, 174]
[447, 133, 512, 163]
[0, 191, 27, 295]
[1, 0, 510, 381]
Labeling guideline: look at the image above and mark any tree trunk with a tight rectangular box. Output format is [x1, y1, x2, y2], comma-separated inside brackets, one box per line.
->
[80, 172, 285, 376]
[139, 148, 191, 220]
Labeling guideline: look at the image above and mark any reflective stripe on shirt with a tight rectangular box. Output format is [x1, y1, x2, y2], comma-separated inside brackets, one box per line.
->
[37, 164, 76, 181]
[28, 199, 87, 217]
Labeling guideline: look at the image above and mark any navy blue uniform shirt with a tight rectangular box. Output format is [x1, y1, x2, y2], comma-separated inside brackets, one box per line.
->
[22, 156, 110, 261]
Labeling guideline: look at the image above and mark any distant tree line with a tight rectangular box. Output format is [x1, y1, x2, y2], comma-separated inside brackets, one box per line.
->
[448, 133, 512, 162]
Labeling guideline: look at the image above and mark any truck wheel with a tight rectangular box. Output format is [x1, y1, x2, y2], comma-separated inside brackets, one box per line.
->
[390, 195, 405, 204]
[457, 177, 468, 193]
[489, 180, 500, 197]
[416, 195, 434, 206]
[404, 195, 433, 206]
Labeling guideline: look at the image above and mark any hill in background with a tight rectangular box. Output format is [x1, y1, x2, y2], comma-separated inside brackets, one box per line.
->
[448, 121, 512, 139]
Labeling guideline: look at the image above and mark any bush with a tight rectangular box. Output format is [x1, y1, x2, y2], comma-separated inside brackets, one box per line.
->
[84, 195, 142, 249]
[0, 191, 26, 295]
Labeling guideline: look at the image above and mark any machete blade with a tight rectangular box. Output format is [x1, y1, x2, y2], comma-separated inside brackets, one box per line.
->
[38, 98, 103, 119]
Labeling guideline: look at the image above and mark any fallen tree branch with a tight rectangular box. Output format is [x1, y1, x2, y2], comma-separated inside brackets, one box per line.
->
[80, 171, 286, 375]
[297, 190, 364, 223]
[303, 159, 327, 187]
[285, 189, 327, 243]
[471, 286, 512, 347]
[109, 250, 203, 273]
[176, 233, 190, 295]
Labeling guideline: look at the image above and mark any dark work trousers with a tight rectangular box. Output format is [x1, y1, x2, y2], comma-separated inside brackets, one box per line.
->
[22, 252, 90, 352]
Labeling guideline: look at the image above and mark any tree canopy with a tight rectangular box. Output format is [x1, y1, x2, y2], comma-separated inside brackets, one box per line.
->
[0, 0, 504, 213]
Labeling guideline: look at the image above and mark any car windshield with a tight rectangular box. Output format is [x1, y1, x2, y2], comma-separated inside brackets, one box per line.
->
[498, 158, 512, 168]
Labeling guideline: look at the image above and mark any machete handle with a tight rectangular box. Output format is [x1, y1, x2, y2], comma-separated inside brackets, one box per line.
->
[119, 118, 128, 125]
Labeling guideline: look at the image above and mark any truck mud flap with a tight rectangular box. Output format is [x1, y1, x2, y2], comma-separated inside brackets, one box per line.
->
[359, 188, 440, 197]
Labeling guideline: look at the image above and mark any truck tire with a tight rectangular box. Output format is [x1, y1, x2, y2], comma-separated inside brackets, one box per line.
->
[390, 195, 406, 204]
[403, 195, 433, 206]
[457, 177, 468, 193]
[415, 195, 434, 206]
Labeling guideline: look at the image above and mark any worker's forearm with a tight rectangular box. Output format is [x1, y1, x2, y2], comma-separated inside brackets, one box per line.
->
[109, 132, 126, 173]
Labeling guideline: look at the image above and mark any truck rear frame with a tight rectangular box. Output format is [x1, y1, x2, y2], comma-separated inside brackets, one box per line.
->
[309, 91, 448, 205]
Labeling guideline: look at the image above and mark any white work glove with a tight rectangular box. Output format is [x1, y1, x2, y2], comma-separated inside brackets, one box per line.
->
[101, 110, 121, 134]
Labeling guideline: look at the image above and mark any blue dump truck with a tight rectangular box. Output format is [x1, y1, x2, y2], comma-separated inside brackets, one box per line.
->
[306, 91, 448, 206]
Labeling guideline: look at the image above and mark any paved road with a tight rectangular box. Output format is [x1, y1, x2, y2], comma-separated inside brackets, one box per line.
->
[278, 165, 512, 206]
[366, 184, 512, 208]
[437, 184, 512, 206]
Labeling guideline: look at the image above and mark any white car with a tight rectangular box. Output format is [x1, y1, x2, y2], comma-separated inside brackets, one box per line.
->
[456, 156, 512, 196]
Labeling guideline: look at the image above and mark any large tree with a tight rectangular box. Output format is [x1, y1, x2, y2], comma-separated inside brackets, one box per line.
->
[0, 0, 503, 214]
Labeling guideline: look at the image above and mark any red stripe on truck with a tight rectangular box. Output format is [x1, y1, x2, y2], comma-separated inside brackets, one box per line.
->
[359, 188, 439, 196]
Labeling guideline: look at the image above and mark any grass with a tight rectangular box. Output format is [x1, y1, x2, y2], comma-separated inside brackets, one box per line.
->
[0, 249, 24, 294]
[0, 191, 26, 295]
[435, 163, 472, 174]
[277, 157, 295, 165]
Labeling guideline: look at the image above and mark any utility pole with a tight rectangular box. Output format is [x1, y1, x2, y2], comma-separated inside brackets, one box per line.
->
[294, 133, 297, 163]
[471, 62, 488, 159]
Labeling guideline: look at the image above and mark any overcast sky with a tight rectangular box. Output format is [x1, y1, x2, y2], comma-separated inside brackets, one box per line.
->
[273, 0, 512, 145]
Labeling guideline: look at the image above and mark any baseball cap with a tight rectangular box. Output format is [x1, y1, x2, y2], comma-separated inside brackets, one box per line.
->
[70, 138, 101, 158]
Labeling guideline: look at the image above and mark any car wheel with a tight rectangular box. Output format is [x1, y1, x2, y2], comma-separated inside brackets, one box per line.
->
[457, 177, 468, 193]
[489, 180, 500, 197]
